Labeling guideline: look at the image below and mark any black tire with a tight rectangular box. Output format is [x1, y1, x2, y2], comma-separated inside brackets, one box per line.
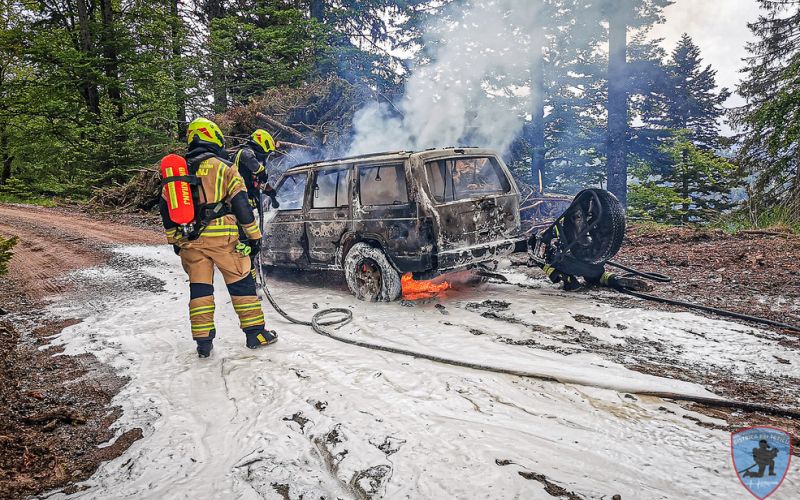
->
[344, 243, 402, 302]
[567, 189, 626, 265]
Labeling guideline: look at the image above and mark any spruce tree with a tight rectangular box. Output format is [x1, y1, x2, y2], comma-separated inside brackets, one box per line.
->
[653, 34, 730, 150]
[732, 0, 800, 208]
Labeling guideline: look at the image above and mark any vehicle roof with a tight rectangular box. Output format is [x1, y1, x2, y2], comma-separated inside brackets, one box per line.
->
[283, 147, 500, 174]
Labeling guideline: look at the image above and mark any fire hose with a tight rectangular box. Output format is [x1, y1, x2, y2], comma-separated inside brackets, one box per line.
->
[251, 191, 800, 419]
[254, 258, 800, 419]
[605, 261, 800, 333]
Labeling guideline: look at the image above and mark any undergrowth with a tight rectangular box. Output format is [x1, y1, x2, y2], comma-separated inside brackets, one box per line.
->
[0, 193, 57, 207]
[714, 205, 800, 234]
[0, 235, 18, 275]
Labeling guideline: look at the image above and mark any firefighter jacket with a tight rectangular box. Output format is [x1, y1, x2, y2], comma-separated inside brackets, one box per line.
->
[159, 149, 262, 248]
[234, 146, 269, 201]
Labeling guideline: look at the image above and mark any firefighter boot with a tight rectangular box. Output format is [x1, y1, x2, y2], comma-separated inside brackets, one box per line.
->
[196, 330, 216, 358]
[246, 329, 278, 349]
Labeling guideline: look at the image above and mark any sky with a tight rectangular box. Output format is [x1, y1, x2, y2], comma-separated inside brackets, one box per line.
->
[649, 0, 763, 109]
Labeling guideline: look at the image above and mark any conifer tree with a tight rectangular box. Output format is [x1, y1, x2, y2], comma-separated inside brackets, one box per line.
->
[652, 34, 730, 150]
[732, 0, 800, 207]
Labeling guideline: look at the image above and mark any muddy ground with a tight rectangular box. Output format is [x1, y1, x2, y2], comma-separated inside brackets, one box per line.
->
[611, 227, 800, 455]
[0, 203, 160, 499]
[510, 225, 800, 455]
[1, 203, 799, 497]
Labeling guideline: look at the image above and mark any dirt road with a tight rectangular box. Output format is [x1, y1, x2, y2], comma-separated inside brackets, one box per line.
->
[1, 204, 799, 498]
[0, 203, 160, 500]
[0, 204, 160, 299]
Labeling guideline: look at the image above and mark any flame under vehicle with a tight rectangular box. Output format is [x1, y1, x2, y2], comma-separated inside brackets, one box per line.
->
[260, 148, 529, 301]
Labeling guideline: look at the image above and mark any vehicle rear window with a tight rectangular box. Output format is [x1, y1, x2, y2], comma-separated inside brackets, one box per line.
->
[312, 168, 350, 208]
[359, 164, 408, 206]
[425, 157, 511, 203]
[275, 173, 307, 210]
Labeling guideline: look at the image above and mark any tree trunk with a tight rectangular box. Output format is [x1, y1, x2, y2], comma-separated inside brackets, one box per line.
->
[171, 0, 187, 139]
[681, 148, 690, 222]
[99, 0, 123, 118]
[310, 0, 325, 22]
[76, 0, 100, 116]
[607, 11, 628, 206]
[529, 22, 545, 192]
[0, 123, 11, 185]
[206, 1, 227, 113]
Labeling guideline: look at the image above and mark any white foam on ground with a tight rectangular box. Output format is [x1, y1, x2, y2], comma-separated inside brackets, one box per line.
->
[45, 246, 799, 499]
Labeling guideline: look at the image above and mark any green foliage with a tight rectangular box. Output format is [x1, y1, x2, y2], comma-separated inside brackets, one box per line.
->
[628, 183, 689, 223]
[715, 204, 800, 235]
[0, 1, 183, 200]
[732, 1, 800, 207]
[629, 137, 740, 224]
[0, 235, 18, 275]
[209, 5, 324, 107]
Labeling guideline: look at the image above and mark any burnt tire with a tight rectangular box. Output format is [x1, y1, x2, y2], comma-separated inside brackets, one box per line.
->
[569, 189, 626, 265]
[344, 243, 402, 302]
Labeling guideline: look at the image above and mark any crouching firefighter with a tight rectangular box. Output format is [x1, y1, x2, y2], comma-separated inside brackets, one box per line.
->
[159, 117, 278, 358]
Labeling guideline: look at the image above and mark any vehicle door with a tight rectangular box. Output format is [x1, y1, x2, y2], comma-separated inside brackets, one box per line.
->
[423, 156, 517, 250]
[262, 171, 309, 265]
[355, 162, 424, 269]
[306, 166, 351, 266]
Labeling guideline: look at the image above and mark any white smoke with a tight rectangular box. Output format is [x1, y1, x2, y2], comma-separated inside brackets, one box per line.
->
[348, 0, 543, 156]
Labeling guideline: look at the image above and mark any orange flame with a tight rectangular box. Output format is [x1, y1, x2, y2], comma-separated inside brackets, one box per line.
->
[401, 273, 451, 301]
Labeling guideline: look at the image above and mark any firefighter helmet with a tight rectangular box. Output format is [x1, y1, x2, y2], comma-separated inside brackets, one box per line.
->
[250, 129, 276, 154]
[187, 118, 225, 149]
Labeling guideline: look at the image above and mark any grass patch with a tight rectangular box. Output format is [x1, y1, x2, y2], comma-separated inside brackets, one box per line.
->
[713, 205, 800, 235]
[0, 193, 57, 207]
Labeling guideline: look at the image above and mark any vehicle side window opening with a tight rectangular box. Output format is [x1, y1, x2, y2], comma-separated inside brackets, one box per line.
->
[312, 168, 350, 209]
[274, 173, 308, 211]
[359, 164, 409, 206]
[425, 157, 511, 203]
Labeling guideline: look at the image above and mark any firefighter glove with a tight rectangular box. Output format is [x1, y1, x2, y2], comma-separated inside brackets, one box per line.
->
[248, 238, 262, 256]
[235, 242, 252, 256]
[173, 244, 181, 255]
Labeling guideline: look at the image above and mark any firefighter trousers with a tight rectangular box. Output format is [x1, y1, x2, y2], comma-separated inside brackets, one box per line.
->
[179, 245, 265, 340]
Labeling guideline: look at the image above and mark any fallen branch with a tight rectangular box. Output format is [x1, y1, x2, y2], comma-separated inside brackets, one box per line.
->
[256, 112, 306, 141]
[278, 140, 315, 151]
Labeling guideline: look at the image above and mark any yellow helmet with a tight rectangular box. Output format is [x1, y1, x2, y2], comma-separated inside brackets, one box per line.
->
[250, 129, 276, 154]
[187, 118, 225, 148]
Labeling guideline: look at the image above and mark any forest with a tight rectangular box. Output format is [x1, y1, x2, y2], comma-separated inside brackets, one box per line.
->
[0, 0, 798, 230]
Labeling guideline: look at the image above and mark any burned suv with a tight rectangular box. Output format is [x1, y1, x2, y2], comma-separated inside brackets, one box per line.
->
[261, 148, 524, 301]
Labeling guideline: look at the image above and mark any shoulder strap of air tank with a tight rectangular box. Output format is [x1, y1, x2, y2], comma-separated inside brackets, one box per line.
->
[160, 175, 200, 188]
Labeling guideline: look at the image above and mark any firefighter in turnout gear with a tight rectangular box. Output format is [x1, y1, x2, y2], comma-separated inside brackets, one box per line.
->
[233, 129, 279, 208]
[159, 118, 278, 358]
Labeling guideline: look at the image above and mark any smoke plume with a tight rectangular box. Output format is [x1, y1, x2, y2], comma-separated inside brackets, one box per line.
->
[348, 0, 544, 156]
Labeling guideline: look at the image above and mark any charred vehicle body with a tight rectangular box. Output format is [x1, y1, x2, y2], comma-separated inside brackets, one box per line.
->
[260, 148, 525, 301]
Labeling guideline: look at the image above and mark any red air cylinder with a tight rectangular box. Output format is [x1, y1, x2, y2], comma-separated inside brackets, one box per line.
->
[160, 154, 195, 225]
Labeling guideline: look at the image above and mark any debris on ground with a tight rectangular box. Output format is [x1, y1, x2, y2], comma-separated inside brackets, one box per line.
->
[612, 226, 800, 332]
[0, 204, 159, 499]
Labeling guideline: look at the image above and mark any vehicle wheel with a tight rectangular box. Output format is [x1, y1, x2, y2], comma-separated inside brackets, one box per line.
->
[344, 243, 402, 302]
[566, 189, 626, 265]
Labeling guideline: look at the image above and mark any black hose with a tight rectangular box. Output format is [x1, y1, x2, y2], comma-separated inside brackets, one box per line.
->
[607, 260, 672, 283]
[612, 286, 800, 333]
[255, 264, 800, 419]
[606, 261, 800, 333]
[252, 197, 798, 419]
